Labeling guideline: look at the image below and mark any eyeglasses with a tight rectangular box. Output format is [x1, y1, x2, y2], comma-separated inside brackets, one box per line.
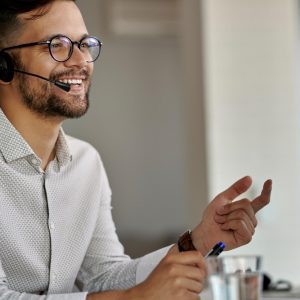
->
[1, 35, 102, 63]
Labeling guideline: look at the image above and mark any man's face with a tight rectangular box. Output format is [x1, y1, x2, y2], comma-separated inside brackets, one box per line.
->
[12, 1, 94, 119]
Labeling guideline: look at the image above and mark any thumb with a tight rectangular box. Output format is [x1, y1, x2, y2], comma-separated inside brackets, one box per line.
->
[217, 176, 252, 204]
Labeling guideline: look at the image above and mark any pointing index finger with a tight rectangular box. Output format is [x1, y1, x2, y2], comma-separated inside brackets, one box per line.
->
[221, 176, 252, 203]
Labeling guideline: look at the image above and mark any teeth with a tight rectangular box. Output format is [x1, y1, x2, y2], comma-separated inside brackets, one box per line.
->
[60, 79, 83, 85]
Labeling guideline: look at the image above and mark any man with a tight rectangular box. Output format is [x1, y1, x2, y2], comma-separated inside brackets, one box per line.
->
[0, 0, 272, 299]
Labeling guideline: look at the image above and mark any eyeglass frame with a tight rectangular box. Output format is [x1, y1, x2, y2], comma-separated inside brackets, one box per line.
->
[1, 34, 102, 63]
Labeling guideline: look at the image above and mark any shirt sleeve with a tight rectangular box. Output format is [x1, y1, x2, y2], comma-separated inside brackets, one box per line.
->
[74, 154, 136, 292]
[75, 190, 172, 292]
[135, 246, 172, 284]
[75, 157, 172, 292]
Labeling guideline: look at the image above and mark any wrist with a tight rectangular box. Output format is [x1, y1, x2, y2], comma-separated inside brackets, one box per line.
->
[124, 284, 146, 300]
[86, 290, 130, 300]
[191, 227, 210, 255]
[167, 244, 177, 254]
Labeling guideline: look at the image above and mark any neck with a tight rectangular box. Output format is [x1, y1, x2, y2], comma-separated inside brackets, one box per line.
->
[0, 97, 64, 170]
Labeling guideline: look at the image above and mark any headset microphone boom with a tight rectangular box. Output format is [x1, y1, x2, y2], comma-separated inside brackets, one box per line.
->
[0, 51, 70, 92]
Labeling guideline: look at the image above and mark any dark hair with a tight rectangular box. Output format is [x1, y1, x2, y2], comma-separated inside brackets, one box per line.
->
[0, 0, 76, 48]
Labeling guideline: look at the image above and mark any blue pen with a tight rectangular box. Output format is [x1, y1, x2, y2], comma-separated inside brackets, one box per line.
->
[205, 242, 225, 258]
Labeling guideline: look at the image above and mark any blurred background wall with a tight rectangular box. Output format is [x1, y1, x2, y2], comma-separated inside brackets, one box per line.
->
[64, 0, 300, 285]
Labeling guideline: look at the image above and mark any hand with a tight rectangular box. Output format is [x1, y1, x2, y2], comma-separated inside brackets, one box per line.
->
[87, 249, 206, 300]
[191, 176, 272, 254]
[127, 249, 207, 300]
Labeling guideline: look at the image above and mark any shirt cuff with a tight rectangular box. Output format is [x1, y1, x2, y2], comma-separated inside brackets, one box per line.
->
[45, 292, 88, 300]
[136, 245, 172, 284]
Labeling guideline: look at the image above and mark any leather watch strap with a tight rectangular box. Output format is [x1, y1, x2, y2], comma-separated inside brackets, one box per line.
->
[177, 230, 196, 252]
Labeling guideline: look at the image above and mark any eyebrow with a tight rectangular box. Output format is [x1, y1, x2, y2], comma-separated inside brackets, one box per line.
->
[41, 33, 90, 41]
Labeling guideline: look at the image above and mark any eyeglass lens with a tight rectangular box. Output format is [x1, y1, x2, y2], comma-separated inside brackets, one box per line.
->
[49, 36, 100, 62]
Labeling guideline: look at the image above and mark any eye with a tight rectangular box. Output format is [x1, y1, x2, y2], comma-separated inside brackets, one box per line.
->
[80, 41, 89, 49]
[80, 38, 99, 49]
[50, 42, 63, 49]
[50, 36, 71, 51]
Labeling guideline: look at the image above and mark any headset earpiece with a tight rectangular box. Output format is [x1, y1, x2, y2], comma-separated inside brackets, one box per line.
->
[0, 52, 14, 82]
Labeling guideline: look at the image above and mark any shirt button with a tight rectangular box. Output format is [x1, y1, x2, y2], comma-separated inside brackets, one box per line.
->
[52, 273, 57, 282]
[49, 222, 55, 230]
[31, 158, 39, 165]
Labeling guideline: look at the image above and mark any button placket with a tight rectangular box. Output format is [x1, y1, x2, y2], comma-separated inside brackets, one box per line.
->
[49, 222, 55, 231]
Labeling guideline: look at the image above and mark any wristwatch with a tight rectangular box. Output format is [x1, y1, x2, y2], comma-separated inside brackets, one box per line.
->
[177, 230, 196, 252]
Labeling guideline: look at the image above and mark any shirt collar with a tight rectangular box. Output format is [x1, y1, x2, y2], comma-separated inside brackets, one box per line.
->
[0, 108, 72, 167]
[0, 109, 34, 163]
[55, 128, 72, 167]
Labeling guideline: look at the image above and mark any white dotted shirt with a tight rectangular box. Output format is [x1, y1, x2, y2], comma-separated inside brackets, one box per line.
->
[0, 109, 169, 299]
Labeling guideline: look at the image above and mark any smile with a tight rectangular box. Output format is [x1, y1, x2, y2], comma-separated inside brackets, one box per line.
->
[59, 78, 83, 85]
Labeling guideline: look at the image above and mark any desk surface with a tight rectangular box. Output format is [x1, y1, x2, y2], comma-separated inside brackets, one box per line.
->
[263, 286, 300, 299]
[201, 287, 300, 299]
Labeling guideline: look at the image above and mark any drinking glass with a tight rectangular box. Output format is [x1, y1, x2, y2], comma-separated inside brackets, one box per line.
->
[206, 255, 262, 300]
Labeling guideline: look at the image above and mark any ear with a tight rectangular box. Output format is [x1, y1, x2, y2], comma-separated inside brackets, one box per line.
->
[0, 52, 14, 83]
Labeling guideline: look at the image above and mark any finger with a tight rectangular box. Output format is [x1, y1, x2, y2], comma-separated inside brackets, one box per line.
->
[251, 179, 272, 213]
[218, 176, 252, 203]
[184, 291, 202, 300]
[219, 211, 255, 235]
[164, 251, 206, 271]
[215, 210, 256, 233]
[220, 219, 253, 242]
[216, 199, 257, 227]
[170, 264, 207, 282]
[173, 277, 204, 294]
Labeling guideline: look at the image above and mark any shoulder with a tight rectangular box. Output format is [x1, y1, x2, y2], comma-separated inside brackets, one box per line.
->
[64, 134, 111, 191]
[65, 134, 98, 154]
[65, 134, 103, 165]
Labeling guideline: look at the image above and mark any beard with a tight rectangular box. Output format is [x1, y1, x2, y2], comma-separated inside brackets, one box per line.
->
[13, 55, 91, 119]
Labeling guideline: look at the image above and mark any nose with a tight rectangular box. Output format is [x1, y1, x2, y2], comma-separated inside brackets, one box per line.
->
[63, 46, 88, 69]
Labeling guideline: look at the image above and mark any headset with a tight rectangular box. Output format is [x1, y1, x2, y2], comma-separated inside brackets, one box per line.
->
[0, 51, 70, 92]
[0, 52, 14, 83]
